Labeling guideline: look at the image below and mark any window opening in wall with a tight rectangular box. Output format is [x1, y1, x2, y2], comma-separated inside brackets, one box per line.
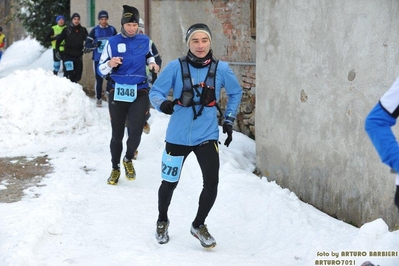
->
[250, 0, 256, 39]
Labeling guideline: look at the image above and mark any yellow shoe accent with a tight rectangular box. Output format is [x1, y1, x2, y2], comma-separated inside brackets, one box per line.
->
[123, 158, 136, 180]
[107, 169, 120, 185]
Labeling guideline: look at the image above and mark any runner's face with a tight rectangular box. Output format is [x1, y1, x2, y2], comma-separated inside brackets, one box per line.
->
[123, 22, 138, 35]
[99, 18, 108, 27]
[189, 32, 211, 58]
[72, 17, 80, 26]
[58, 19, 65, 26]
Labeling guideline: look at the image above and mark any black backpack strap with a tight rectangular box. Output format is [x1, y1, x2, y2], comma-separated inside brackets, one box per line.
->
[179, 56, 193, 92]
[205, 59, 218, 87]
[179, 56, 200, 119]
[203, 59, 223, 118]
[178, 56, 223, 120]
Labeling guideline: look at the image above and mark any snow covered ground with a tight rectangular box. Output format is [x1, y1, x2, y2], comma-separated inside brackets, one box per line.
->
[0, 38, 398, 266]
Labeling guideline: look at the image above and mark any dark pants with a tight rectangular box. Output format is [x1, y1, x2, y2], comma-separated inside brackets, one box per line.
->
[63, 55, 83, 83]
[108, 89, 149, 169]
[52, 49, 62, 73]
[94, 60, 111, 100]
[158, 140, 220, 227]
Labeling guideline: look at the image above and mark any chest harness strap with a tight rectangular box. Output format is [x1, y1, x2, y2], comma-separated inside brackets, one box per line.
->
[176, 56, 223, 120]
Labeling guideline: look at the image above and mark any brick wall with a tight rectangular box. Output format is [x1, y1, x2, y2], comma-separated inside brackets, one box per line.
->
[210, 1, 256, 139]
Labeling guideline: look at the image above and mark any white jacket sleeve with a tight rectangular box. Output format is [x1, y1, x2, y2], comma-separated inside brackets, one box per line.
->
[98, 42, 113, 76]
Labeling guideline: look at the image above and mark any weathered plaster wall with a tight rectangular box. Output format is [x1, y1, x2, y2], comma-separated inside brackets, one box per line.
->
[256, 0, 399, 229]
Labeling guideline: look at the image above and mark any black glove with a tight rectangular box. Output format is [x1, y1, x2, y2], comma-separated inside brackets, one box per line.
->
[96, 41, 102, 47]
[160, 100, 174, 115]
[151, 72, 158, 84]
[55, 50, 62, 60]
[223, 122, 233, 147]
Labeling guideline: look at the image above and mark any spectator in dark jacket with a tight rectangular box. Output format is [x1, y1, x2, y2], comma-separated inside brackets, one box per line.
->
[56, 13, 88, 83]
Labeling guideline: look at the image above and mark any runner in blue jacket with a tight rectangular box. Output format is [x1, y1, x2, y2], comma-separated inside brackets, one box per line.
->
[84, 10, 117, 107]
[150, 23, 242, 248]
[98, 5, 159, 186]
[365, 75, 399, 212]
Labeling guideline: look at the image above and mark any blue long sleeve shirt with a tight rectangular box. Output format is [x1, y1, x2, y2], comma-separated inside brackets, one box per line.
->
[150, 58, 242, 146]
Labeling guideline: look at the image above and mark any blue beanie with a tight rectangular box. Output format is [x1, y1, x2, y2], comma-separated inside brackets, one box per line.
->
[98, 10, 109, 20]
[56, 15, 65, 23]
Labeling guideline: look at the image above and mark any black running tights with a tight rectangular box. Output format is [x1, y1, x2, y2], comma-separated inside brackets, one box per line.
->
[158, 141, 220, 227]
[108, 89, 148, 169]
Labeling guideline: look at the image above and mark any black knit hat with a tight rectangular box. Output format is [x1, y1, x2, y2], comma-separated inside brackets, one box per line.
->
[121, 5, 139, 25]
[71, 13, 80, 20]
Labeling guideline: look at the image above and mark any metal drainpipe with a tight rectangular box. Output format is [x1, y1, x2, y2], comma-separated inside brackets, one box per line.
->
[227, 62, 256, 89]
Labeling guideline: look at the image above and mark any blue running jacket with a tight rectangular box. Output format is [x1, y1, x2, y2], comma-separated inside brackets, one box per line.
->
[365, 75, 399, 173]
[150, 58, 242, 146]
